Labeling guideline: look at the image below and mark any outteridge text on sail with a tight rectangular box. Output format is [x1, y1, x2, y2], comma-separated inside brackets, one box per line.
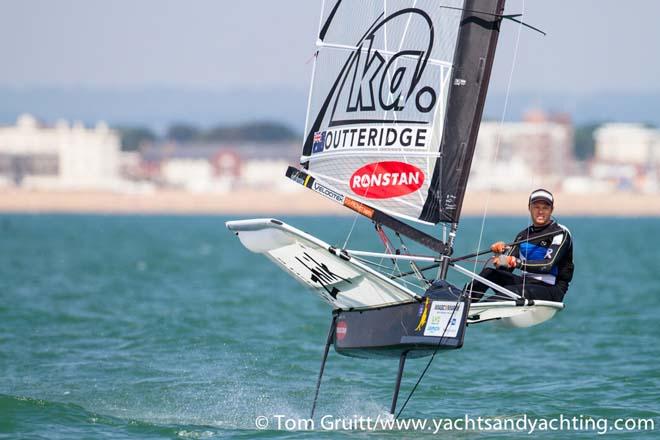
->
[312, 125, 429, 155]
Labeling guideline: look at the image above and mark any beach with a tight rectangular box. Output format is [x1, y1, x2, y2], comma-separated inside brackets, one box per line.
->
[0, 188, 659, 216]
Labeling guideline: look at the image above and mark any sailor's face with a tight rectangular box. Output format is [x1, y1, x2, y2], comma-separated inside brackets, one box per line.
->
[529, 201, 553, 227]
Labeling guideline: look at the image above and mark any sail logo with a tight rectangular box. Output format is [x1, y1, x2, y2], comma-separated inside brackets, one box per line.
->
[339, 30, 436, 117]
[311, 125, 427, 155]
[312, 181, 345, 203]
[304, 8, 440, 156]
[349, 161, 424, 199]
[331, 8, 437, 121]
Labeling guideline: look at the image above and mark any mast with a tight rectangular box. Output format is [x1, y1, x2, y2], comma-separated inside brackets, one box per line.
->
[438, 223, 458, 280]
[422, 0, 507, 224]
[433, 0, 506, 280]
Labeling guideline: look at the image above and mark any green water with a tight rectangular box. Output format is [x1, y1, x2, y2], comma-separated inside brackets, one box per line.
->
[1, 215, 658, 439]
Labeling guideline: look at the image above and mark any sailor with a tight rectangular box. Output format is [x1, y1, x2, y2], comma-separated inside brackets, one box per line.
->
[468, 189, 574, 302]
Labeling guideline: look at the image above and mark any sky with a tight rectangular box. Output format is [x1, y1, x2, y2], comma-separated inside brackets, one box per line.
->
[1, 0, 658, 94]
[1, 0, 659, 128]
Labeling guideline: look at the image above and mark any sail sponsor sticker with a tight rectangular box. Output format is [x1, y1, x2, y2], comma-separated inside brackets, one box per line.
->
[312, 181, 345, 203]
[349, 161, 424, 199]
[343, 197, 374, 218]
[336, 321, 348, 341]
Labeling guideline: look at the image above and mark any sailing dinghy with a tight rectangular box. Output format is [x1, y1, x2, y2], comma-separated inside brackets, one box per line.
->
[226, 0, 563, 415]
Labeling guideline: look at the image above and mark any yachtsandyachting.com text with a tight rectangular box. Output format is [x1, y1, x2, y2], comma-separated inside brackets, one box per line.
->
[254, 414, 655, 435]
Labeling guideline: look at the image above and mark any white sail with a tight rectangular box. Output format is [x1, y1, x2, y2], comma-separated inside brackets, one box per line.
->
[302, 0, 464, 224]
[302, 0, 505, 225]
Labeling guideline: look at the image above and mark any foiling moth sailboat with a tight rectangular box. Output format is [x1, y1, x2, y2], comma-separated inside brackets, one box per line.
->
[226, 0, 563, 416]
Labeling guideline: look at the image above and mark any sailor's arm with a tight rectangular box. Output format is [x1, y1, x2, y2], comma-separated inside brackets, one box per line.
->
[490, 241, 516, 272]
[500, 242, 520, 272]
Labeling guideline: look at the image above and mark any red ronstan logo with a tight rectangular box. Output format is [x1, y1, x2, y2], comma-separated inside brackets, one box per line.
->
[349, 161, 424, 199]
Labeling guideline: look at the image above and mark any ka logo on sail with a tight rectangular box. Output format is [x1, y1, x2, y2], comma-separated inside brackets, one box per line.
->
[330, 8, 438, 123]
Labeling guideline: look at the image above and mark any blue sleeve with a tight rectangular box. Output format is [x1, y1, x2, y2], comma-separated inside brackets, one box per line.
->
[518, 231, 571, 274]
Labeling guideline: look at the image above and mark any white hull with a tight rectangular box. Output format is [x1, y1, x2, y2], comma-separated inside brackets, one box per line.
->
[468, 300, 564, 328]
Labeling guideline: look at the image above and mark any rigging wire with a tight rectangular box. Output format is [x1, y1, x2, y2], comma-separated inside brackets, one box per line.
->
[396, 1, 528, 418]
[342, 211, 362, 249]
[352, 256, 427, 293]
[468, 0, 526, 297]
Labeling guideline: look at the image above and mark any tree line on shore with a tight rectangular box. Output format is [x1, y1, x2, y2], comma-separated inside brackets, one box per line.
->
[115, 121, 300, 151]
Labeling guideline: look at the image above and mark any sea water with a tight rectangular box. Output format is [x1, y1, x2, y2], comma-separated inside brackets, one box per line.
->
[1, 215, 658, 439]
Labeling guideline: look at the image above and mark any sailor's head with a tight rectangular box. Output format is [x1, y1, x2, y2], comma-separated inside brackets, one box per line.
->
[528, 188, 554, 227]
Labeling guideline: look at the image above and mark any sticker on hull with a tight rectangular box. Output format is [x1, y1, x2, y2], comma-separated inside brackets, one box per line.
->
[423, 301, 464, 338]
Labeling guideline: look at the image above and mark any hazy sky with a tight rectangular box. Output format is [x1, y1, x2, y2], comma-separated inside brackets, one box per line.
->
[1, 0, 658, 95]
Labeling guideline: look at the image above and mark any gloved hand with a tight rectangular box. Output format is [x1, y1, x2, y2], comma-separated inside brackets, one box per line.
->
[490, 241, 508, 254]
[493, 255, 518, 269]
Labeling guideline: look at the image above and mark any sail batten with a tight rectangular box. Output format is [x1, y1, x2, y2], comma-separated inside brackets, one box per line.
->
[317, 42, 455, 68]
[302, 0, 504, 225]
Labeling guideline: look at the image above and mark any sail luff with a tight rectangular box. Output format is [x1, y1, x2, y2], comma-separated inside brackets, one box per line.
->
[301, 0, 329, 143]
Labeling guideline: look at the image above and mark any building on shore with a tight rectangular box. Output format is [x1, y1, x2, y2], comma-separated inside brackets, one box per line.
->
[9, 110, 657, 196]
[139, 142, 300, 192]
[590, 123, 660, 193]
[469, 110, 575, 192]
[0, 114, 122, 190]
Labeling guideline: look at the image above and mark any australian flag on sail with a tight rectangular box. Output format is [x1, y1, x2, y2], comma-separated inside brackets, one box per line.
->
[312, 131, 326, 154]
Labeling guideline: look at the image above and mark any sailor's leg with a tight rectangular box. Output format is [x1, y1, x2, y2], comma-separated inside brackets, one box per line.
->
[464, 268, 493, 301]
[310, 315, 337, 419]
[510, 283, 565, 302]
[390, 351, 408, 415]
[465, 268, 520, 301]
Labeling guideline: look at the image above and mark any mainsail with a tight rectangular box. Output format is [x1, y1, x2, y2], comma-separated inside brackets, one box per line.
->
[301, 0, 505, 225]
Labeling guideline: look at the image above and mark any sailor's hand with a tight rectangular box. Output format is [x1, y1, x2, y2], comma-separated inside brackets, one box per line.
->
[490, 241, 508, 254]
[494, 255, 518, 269]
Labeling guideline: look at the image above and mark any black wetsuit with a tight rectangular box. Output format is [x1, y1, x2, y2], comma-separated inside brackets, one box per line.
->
[469, 220, 574, 302]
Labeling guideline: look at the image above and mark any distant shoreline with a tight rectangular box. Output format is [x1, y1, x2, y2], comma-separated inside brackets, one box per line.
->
[0, 188, 659, 216]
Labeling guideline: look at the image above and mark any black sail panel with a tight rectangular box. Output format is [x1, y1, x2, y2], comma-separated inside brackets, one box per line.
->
[420, 0, 506, 224]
